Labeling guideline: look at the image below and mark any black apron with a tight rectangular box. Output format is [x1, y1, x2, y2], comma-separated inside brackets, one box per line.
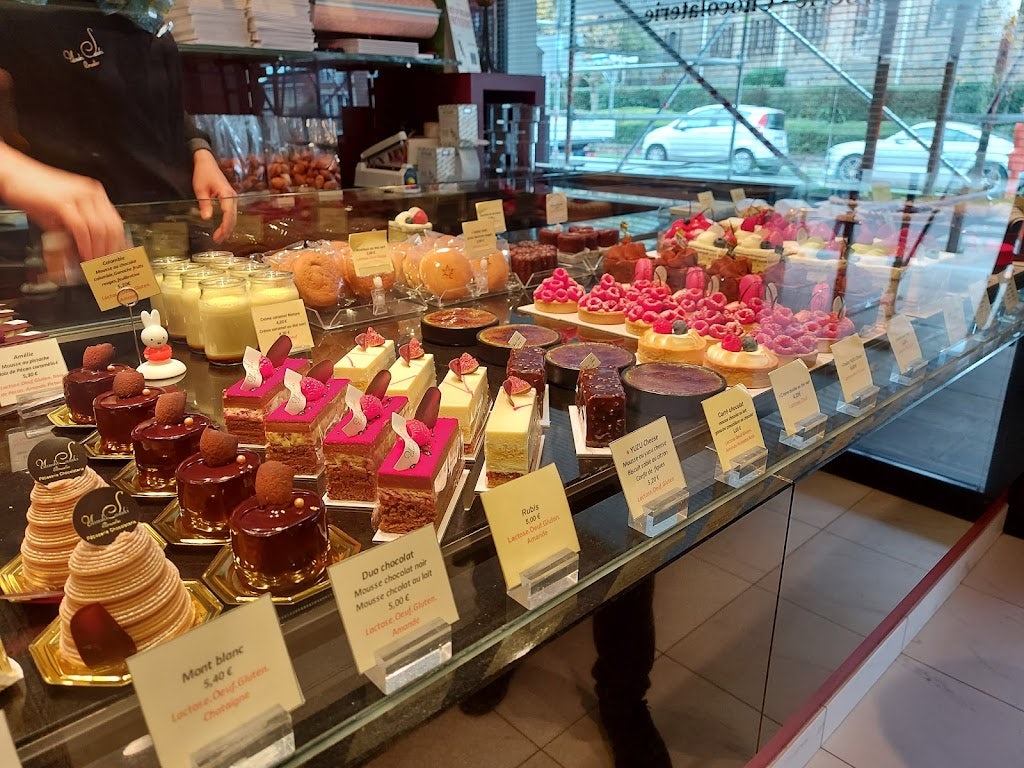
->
[0, 0, 193, 204]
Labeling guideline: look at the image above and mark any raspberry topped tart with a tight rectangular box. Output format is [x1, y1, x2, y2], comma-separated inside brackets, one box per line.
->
[638, 319, 708, 365]
[375, 388, 465, 534]
[704, 334, 779, 389]
[223, 336, 310, 445]
[63, 343, 129, 425]
[333, 327, 396, 393]
[265, 360, 348, 475]
[324, 371, 408, 502]
[578, 274, 627, 325]
[533, 268, 585, 314]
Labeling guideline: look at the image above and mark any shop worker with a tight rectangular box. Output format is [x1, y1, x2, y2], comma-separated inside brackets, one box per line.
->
[0, 0, 236, 261]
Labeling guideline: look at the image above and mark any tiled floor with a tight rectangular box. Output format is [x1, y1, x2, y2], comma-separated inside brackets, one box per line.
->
[363, 472, 972, 767]
[807, 533, 1024, 768]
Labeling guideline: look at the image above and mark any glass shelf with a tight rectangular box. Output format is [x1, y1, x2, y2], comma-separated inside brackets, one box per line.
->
[179, 43, 454, 70]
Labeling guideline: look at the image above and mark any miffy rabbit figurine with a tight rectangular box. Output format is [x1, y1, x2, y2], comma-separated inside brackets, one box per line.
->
[136, 309, 186, 380]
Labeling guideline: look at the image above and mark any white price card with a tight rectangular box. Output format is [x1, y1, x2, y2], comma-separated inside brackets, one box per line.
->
[127, 595, 303, 768]
[609, 417, 685, 522]
[941, 296, 968, 346]
[546, 193, 568, 225]
[0, 338, 67, 407]
[475, 200, 507, 234]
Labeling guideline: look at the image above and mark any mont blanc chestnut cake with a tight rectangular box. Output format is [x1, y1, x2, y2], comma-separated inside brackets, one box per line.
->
[229, 461, 329, 595]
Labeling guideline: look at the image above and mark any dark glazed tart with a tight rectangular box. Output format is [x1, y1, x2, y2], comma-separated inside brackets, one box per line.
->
[177, 450, 260, 534]
[622, 362, 726, 429]
[507, 346, 547, 401]
[421, 307, 499, 346]
[545, 342, 635, 389]
[476, 324, 561, 366]
[575, 366, 626, 448]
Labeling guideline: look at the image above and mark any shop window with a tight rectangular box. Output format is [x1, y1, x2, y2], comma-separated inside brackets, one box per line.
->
[930, 0, 958, 26]
[748, 18, 776, 56]
[795, 7, 828, 47]
[708, 24, 734, 58]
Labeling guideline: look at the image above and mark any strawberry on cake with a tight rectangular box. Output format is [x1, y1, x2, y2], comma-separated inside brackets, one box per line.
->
[578, 274, 627, 325]
[638, 319, 707, 365]
[265, 361, 348, 475]
[533, 268, 584, 314]
[623, 280, 678, 336]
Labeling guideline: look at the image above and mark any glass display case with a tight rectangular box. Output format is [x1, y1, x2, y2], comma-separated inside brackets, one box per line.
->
[0, 178, 1020, 766]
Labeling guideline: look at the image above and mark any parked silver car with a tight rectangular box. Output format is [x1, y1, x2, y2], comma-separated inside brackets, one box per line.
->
[641, 105, 788, 173]
[825, 121, 1013, 188]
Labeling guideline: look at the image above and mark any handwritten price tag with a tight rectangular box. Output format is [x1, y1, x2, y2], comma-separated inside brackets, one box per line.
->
[546, 193, 568, 225]
[462, 220, 497, 259]
[702, 387, 765, 472]
[610, 417, 685, 521]
[475, 200, 507, 234]
[831, 334, 874, 403]
[79, 246, 159, 311]
[349, 231, 393, 278]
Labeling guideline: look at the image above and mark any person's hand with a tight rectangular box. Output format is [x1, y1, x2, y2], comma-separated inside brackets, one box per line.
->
[0, 143, 125, 261]
[192, 149, 236, 243]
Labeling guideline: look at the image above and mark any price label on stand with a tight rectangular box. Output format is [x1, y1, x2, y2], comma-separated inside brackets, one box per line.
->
[462, 220, 497, 259]
[546, 193, 568, 225]
[609, 417, 685, 522]
[0, 338, 67, 407]
[729, 188, 746, 205]
[769, 360, 821, 436]
[971, 280, 992, 330]
[831, 334, 874, 403]
[941, 296, 968, 346]
[697, 191, 716, 212]
[349, 231, 393, 278]
[482, 463, 580, 590]
[251, 299, 314, 353]
[887, 314, 924, 373]
[701, 387, 765, 472]
[127, 595, 303, 768]
[329, 524, 459, 674]
[1003, 280, 1020, 313]
[79, 246, 159, 311]
[475, 200, 507, 234]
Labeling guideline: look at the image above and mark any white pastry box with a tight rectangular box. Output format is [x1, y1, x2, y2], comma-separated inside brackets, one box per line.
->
[439, 104, 479, 147]
[417, 146, 459, 184]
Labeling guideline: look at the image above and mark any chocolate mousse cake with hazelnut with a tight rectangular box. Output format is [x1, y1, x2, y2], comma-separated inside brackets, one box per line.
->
[130, 392, 212, 491]
[93, 370, 165, 455]
[229, 461, 330, 595]
[176, 428, 260, 536]
[63, 343, 129, 424]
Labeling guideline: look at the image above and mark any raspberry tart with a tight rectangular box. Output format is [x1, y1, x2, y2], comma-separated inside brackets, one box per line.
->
[533, 268, 584, 314]
[578, 274, 627, 325]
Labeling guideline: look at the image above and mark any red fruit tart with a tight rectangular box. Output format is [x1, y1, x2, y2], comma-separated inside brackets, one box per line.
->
[223, 336, 310, 445]
[265, 361, 348, 476]
[375, 388, 464, 534]
[324, 371, 408, 503]
[63, 343, 130, 425]
[797, 310, 856, 352]
[533, 268, 584, 314]
[176, 428, 260, 536]
[624, 281, 678, 336]
[704, 334, 779, 389]
[131, 392, 212, 491]
[229, 461, 329, 595]
[578, 274, 627, 325]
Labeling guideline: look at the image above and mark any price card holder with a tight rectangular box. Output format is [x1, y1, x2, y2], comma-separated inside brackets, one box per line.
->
[938, 296, 971, 362]
[511, 548, 579, 611]
[890, 358, 927, 387]
[778, 412, 826, 450]
[481, 464, 581, 611]
[190, 705, 294, 768]
[887, 314, 926, 386]
[366, 617, 452, 695]
[836, 385, 880, 418]
[609, 417, 688, 538]
[999, 267, 1021, 324]
[713, 445, 768, 488]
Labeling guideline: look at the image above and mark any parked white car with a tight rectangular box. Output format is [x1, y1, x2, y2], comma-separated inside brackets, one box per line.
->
[641, 105, 788, 174]
[825, 121, 1013, 189]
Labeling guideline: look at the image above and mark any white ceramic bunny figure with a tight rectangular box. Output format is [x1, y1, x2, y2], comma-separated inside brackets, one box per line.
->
[136, 308, 186, 380]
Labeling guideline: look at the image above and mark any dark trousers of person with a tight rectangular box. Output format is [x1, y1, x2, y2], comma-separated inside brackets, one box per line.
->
[591, 575, 656, 704]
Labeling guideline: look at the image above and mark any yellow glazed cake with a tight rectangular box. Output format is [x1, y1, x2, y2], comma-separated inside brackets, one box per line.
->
[386, 340, 436, 418]
[637, 321, 707, 365]
[58, 526, 194, 666]
[438, 354, 489, 451]
[20, 467, 107, 590]
[333, 328, 395, 393]
[704, 335, 779, 389]
[485, 378, 541, 487]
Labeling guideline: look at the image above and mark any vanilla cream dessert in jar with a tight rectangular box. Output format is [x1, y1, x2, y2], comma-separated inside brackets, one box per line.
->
[249, 271, 301, 308]
[199, 277, 259, 365]
[227, 260, 271, 288]
[180, 267, 220, 354]
[161, 263, 204, 342]
[150, 255, 189, 324]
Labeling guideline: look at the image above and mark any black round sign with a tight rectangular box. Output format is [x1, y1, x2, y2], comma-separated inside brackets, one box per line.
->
[73, 488, 139, 546]
[28, 438, 88, 486]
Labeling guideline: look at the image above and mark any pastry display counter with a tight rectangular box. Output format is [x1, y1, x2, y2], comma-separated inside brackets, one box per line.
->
[0, 261, 1020, 765]
[0, 183, 1019, 766]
